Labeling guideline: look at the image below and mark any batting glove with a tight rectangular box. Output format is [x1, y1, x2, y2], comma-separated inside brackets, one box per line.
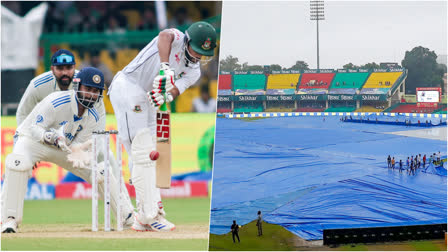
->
[148, 89, 166, 107]
[153, 65, 175, 92]
[160, 62, 175, 78]
[160, 62, 171, 72]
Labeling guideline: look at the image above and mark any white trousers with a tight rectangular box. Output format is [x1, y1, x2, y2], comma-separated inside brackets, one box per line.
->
[1, 135, 134, 225]
[109, 72, 162, 219]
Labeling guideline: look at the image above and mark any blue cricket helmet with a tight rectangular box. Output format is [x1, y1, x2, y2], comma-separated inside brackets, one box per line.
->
[74, 67, 105, 91]
[51, 49, 76, 66]
[73, 67, 105, 109]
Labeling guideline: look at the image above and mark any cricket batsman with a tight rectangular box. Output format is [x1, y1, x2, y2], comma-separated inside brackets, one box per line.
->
[108, 21, 217, 231]
[1, 67, 134, 233]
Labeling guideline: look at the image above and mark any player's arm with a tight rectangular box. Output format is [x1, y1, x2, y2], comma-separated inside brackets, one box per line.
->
[28, 98, 69, 151]
[16, 80, 41, 126]
[171, 69, 201, 97]
[157, 29, 175, 63]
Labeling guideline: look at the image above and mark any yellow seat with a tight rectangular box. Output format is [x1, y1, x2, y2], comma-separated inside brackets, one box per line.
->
[363, 72, 402, 89]
[175, 85, 199, 112]
[120, 10, 141, 30]
[265, 107, 294, 112]
[100, 50, 117, 73]
[355, 106, 384, 112]
[209, 80, 217, 98]
[266, 74, 300, 89]
[116, 49, 139, 70]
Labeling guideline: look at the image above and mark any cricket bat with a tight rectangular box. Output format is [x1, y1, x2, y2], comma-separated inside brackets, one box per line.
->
[156, 71, 172, 189]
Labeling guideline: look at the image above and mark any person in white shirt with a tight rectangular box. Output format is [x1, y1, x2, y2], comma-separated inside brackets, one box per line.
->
[17, 49, 77, 125]
[109, 21, 217, 232]
[192, 84, 216, 113]
[16, 49, 106, 130]
[1, 67, 134, 233]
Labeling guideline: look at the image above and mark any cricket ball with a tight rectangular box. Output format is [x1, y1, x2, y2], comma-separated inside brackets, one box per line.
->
[150, 151, 159, 161]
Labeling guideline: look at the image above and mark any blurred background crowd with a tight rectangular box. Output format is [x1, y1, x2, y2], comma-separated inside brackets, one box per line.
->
[1, 1, 221, 114]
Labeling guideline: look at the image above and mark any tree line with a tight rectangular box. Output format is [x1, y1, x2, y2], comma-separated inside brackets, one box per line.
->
[219, 46, 447, 94]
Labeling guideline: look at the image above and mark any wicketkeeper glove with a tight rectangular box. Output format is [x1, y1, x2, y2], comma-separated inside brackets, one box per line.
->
[67, 139, 92, 168]
[43, 130, 71, 153]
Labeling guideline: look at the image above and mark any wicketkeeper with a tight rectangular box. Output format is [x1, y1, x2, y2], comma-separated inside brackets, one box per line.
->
[1, 67, 134, 233]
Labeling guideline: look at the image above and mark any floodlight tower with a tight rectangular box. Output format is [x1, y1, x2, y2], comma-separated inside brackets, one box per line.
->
[310, 0, 324, 70]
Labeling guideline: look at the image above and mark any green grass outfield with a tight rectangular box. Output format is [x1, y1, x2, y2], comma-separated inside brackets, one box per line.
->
[209, 221, 447, 251]
[2, 197, 210, 251]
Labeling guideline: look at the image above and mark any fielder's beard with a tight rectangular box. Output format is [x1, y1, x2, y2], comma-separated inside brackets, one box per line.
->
[76, 91, 102, 109]
[57, 75, 73, 88]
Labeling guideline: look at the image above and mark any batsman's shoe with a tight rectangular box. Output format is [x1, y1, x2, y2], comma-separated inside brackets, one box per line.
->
[148, 214, 176, 232]
[131, 215, 152, 232]
[2, 217, 18, 233]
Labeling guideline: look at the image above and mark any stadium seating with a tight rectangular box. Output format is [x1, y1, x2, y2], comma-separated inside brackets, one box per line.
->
[100, 50, 118, 73]
[362, 72, 402, 89]
[234, 103, 263, 112]
[298, 73, 335, 89]
[174, 81, 217, 113]
[120, 10, 141, 30]
[355, 106, 383, 112]
[116, 49, 139, 69]
[329, 72, 370, 90]
[434, 109, 447, 114]
[265, 107, 294, 112]
[233, 74, 266, 90]
[266, 74, 300, 89]
[295, 107, 325, 112]
[325, 106, 356, 112]
[217, 108, 232, 113]
[218, 74, 232, 90]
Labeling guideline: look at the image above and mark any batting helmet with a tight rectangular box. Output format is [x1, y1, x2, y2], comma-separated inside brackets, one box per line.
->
[185, 21, 217, 57]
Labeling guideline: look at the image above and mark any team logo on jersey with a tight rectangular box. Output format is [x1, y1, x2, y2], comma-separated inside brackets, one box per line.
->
[65, 133, 75, 141]
[177, 72, 186, 79]
[202, 38, 211, 50]
[36, 115, 44, 123]
[77, 125, 83, 132]
[175, 53, 180, 64]
[133, 105, 142, 113]
[92, 75, 101, 84]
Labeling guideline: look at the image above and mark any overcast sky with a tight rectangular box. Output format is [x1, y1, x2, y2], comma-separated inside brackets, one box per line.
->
[220, 1, 447, 69]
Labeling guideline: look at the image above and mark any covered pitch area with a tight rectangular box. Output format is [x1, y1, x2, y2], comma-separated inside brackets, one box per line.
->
[210, 114, 446, 241]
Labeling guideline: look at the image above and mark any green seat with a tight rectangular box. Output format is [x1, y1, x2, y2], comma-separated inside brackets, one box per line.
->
[233, 74, 266, 90]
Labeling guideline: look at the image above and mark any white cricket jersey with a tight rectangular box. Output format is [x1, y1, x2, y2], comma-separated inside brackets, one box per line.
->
[121, 28, 201, 94]
[16, 70, 79, 125]
[17, 90, 101, 146]
[16, 69, 106, 129]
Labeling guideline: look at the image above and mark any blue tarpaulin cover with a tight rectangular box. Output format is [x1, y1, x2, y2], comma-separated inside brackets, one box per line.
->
[210, 116, 447, 240]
